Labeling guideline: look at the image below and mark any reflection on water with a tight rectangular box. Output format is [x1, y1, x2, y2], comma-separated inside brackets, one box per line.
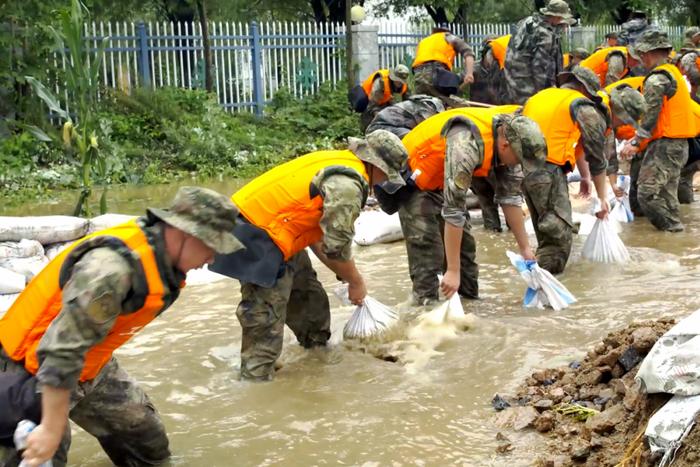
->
[8, 184, 700, 465]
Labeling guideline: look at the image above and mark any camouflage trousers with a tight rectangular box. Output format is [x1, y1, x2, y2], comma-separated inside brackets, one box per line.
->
[678, 159, 700, 204]
[632, 138, 688, 231]
[0, 354, 169, 467]
[236, 249, 331, 381]
[360, 102, 389, 133]
[522, 163, 573, 275]
[413, 63, 467, 109]
[397, 189, 478, 304]
[470, 174, 502, 232]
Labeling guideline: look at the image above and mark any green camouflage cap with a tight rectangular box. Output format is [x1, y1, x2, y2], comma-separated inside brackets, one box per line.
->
[348, 130, 407, 187]
[684, 26, 700, 39]
[147, 186, 244, 254]
[572, 47, 590, 59]
[557, 65, 601, 99]
[610, 85, 647, 125]
[634, 29, 673, 53]
[389, 64, 410, 85]
[539, 0, 573, 20]
[500, 115, 547, 170]
[627, 44, 641, 60]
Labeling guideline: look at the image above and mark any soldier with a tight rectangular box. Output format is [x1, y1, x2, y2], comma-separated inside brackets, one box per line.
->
[522, 66, 645, 273]
[472, 34, 510, 106]
[681, 26, 700, 50]
[210, 131, 407, 381]
[411, 26, 475, 108]
[563, 48, 590, 71]
[501, 0, 574, 105]
[365, 94, 445, 138]
[603, 31, 619, 48]
[0, 187, 242, 467]
[391, 106, 540, 302]
[617, 10, 652, 46]
[621, 30, 700, 231]
[579, 44, 643, 86]
[359, 65, 411, 132]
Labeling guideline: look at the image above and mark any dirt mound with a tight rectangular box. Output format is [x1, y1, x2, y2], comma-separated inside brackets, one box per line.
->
[490, 317, 700, 466]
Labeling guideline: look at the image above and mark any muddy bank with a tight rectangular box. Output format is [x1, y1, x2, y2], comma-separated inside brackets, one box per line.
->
[492, 317, 700, 466]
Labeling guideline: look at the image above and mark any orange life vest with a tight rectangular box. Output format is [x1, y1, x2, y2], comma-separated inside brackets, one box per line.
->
[401, 105, 521, 190]
[0, 220, 178, 382]
[361, 69, 407, 106]
[488, 35, 510, 69]
[563, 53, 571, 69]
[643, 63, 699, 140]
[412, 32, 456, 70]
[232, 150, 369, 260]
[523, 88, 595, 168]
[603, 77, 646, 144]
[579, 46, 629, 86]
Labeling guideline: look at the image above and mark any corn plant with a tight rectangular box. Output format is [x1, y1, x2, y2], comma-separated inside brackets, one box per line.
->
[24, 0, 107, 217]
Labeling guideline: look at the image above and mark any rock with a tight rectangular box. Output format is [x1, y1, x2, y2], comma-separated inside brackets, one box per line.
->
[589, 434, 605, 449]
[594, 342, 606, 355]
[594, 348, 622, 368]
[623, 382, 643, 410]
[611, 363, 625, 378]
[534, 412, 555, 432]
[598, 388, 615, 399]
[571, 444, 591, 461]
[534, 399, 554, 411]
[576, 369, 603, 387]
[513, 406, 540, 430]
[631, 327, 657, 353]
[532, 370, 548, 383]
[618, 347, 642, 372]
[569, 361, 582, 369]
[585, 404, 625, 434]
[495, 432, 513, 454]
[492, 394, 512, 411]
[603, 333, 623, 348]
[550, 387, 566, 401]
[610, 379, 626, 396]
[560, 373, 575, 385]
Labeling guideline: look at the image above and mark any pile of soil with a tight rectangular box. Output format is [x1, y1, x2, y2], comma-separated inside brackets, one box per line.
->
[491, 318, 700, 466]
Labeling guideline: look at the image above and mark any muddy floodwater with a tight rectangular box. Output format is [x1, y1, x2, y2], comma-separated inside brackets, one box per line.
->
[5, 181, 700, 466]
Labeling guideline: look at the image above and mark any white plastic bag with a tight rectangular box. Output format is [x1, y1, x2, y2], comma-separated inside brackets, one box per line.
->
[0, 216, 89, 244]
[0, 293, 19, 316]
[609, 175, 634, 224]
[88, 213, 136, 234]
[0, 239, 44, 259]
[353, 210, 404, 246]
[507, 251, 576, 311]
[419, 292, 466, 326]
[581, 219, 630, 263]
[0, 266, 26, 294]
[343, 296, 399, 339]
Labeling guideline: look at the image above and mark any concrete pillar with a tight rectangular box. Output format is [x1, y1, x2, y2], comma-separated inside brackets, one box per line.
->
[351, 24, 379, 85]
[570, 26, 597, 51]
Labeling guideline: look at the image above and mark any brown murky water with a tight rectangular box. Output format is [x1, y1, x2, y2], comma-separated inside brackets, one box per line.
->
[6, 182, 700, 466]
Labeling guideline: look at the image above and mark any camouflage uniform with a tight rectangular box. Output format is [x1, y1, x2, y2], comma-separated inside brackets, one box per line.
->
[234, 131, 407, 380]
[630, 32, 689, 231]
[617, 16, 653, 45]
[471, 39, 503, 106]
[360, 65, 410, 132]
[413, 33, 474, 109]
[678, 159, 699, 204]
[0, 187, 241, 467]
[502, 0, 572, 105]
[365, 95, 445, 138]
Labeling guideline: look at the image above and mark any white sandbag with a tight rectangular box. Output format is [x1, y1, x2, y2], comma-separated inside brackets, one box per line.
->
[636, 308, 700, 396]
[44, 242, 74, 261]
[581, 219, 630, 263]
[0, 239, 44, 259]
[644, 394, 700, 458]
[507, 251, 576, 311]
[0, 293, 20, 316]
[353, 210, 403, 246]
[609, 198, 634, 223]
[185, 264, 229, 285]
[88, 213, 137, 234]
[0, 216, 89, 244]
[343, 296, 399, 339]
[0, 256, 49, 282]
[419, 292, 466, 326]
[0, 266, 26, 294]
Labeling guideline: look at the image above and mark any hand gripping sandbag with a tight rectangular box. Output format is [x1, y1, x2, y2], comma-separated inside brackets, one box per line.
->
[343, 296, 399, 339]
[506, 251, 576, 311]
[581, 219, 630, 263]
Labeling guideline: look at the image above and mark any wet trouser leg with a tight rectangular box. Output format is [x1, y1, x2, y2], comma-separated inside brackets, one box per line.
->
[678, 159, 699, 204]
[629, 152, 644, 216]
[470, 174, 502, 232]
[237, 250, 330, 380]
[523, 163, 573, 275]
[638, 138, 688, 231]
[69, 358, 170, 467]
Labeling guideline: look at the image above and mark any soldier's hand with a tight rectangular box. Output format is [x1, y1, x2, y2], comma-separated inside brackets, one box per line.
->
[22, 424, 61, 467]
[463, 73, 474, 85]
[440, 270, 460, 298]
[619, 142, 639, 160]
[595, 198, 610, 220]
[612, 186, 625, 198]
[520, 246, 536, 261]
[575, 178, 592, 199]
[348, 278, 367, 306]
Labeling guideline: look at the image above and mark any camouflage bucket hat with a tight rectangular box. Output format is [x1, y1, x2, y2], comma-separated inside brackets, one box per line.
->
[557, 65, 601, 99]
[634, 29, 673, 53]
[684, 26, 700, 39]
[610, 86, 647, 125]
[539, 0, 573, 19]
[348, 130, 407, 188]
[627, 44, 641, 60]
[500, 115, 547, 170]
[148, 186, 244, 255]
[572, 47, 590, 60]
[389, 64, 410, 85]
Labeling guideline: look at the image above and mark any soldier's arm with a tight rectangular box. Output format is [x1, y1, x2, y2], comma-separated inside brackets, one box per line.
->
[637, 72, 673, 139]
[493, 165, 534, 259]
[36, 247, 133, 390]
[369, 77, 386, 104]
[605, 53, 627, 86]
[576, 105, 611, 215]
[445, 33, 475, 80]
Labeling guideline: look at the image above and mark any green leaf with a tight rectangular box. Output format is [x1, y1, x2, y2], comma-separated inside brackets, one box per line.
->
[24, 76, 71, 122]
[22, 124, 53, 142]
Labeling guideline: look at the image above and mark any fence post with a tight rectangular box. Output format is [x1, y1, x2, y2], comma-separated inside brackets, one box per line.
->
[136, 22, 151, 86]
[250, 21, 264, 117]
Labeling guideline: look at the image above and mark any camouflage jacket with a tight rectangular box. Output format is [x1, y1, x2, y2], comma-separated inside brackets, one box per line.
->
[575, 103, 609, 176]
[679, 50, 700, 86]
[36, 219, 184, 390]
[365, 95, 445, 138]
[502, 14, 564, 104]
